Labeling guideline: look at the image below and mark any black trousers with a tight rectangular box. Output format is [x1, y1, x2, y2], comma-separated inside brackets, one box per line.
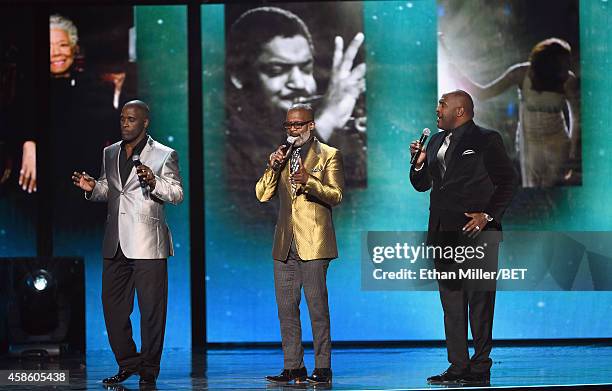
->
[102, 245, 168, 378]
[435, 242, 498, 375]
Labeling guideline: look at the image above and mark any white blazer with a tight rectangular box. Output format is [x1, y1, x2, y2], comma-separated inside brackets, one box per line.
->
[86, 136, 183, 259]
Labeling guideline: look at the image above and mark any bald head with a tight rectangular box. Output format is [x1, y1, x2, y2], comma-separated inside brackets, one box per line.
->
[120, 100, 150, 143]
[446, 90, 474, 117]
[123, 100, 150, 118]
[436, 90, 474, 130]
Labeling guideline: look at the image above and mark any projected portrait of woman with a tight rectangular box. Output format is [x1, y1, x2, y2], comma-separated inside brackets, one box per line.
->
[437, 0, 580, 190]
[442, 36, 579, 188]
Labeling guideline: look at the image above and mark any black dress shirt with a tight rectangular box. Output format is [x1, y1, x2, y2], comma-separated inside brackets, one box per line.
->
[119, 136, 148, 187]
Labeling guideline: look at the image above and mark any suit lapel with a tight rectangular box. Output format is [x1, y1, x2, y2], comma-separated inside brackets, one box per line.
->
[302, 138, 321, 173]
[110, 143, 122, 189]
[286, 138, 320, 199]
[442, 122, 476, 181]
[428, 132, 445, 180]
[123, 136, 154, 189]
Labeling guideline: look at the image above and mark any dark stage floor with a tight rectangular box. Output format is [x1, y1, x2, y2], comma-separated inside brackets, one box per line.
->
[1, 345, 612, 390]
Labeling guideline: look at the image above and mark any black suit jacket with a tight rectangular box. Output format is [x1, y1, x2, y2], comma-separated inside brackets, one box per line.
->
[410, 121, 517, 242]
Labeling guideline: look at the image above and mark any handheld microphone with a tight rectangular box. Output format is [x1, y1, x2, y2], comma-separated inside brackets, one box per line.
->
[132, 154, 148, 188]
[272, 135, 299, 171]
[132, 154, 150, 199]
[410, 128, 431, 165]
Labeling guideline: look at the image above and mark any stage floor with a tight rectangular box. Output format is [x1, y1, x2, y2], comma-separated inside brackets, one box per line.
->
[1, 344, 612, 390]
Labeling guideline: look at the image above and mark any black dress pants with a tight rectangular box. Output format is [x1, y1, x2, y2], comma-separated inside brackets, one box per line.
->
[435, 241, 498, 375]
[102, 245, 168, 378]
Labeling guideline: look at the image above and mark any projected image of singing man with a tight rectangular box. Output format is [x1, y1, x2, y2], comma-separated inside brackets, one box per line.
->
[256, 103, 344, 385]
[227, 6, 365, 194]
[410, 90, 517, 386]
[71, 100, 183, 386]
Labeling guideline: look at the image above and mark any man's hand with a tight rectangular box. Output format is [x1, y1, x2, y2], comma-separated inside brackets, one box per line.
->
[268, 145, 290, 169]
[72, 171, 96, 192]
[316, 32, 366, 141]
[19, 141, 36, 193]
[462, 212, 489, 238]
[410, 140, 427, 168]
[136, 164, 156, 190]
[290, 156, 309, 186]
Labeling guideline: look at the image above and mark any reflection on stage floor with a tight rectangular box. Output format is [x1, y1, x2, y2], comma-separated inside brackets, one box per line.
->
[1, 344, 611, 390]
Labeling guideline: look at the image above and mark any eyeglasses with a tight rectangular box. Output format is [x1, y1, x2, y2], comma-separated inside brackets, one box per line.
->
[283, 120, 312, 130]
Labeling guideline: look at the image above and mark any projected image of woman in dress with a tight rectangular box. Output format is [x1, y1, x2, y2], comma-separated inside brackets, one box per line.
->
[442, 36, 579, 188]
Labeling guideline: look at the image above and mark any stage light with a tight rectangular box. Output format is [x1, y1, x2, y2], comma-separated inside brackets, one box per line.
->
[0, 258, 85, 357]
[27, 270, 53, 292]
[33, 275, 47, 291]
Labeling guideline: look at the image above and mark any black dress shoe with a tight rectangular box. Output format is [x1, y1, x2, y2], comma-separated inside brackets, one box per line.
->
[102, 369, 137, 384]
[426, 370, 467, 385]
[265, 367, 307, 384]
[307, 368, 332, 384]
[460, 372, 491, 386]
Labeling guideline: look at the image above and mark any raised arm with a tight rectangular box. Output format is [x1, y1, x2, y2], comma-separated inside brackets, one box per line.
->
[409, 138, 432, 192]
[150, 150, 184, 205]
[302, 150, 344, 207]
[453, 63, 528, 101]
[255, 166, 281, 202]
[83, 150, 109, 202]
[565, 72, 580, 159]
[439, 32, 526, 100]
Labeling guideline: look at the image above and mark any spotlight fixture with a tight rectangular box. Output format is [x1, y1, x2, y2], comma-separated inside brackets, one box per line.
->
[1, 257, 85, 357]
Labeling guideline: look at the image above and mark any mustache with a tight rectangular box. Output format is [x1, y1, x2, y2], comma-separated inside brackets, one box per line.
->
[279, 92, 317, 102]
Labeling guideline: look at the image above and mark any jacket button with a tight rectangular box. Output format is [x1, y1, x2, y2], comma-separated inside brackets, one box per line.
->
[120, 191, 124, 195]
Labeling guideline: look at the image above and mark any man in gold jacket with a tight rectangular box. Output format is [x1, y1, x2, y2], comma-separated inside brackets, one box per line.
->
[256, 104, 344, 385]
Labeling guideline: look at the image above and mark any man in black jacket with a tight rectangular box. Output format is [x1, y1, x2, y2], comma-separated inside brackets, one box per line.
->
[410, 90, 517, 386]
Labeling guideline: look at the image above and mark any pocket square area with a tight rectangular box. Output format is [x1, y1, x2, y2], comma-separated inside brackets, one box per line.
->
[462, 149, 476, 155]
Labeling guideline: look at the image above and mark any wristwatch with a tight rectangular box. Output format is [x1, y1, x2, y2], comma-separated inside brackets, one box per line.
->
[483, 213, 494, 222]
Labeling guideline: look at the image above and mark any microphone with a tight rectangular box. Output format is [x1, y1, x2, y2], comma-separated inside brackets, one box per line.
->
[410, 128, 431, 165]
[271, 135, 299, 171]
[132, 154, 150, 199]
[132, 154, 147, 188]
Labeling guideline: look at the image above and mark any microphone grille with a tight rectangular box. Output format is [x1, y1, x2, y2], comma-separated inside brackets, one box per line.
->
[423, 128, 431, 136]
[286, 136, 298, 144]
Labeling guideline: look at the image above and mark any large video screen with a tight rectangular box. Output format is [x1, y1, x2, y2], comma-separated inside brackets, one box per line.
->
[203, 0, 612, 343]
[1, 5, 191, 350]
[0, 6, 38, 257]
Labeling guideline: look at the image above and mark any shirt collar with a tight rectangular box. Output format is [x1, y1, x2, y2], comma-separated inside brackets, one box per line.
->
[450, 119, 473, 137]
[121, 134, 149, 154]
[295, 136, 314, 157]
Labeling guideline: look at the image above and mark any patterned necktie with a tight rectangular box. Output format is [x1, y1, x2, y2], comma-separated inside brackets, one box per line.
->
[290, 147, 301, 196]
[437, 132, 452, 177]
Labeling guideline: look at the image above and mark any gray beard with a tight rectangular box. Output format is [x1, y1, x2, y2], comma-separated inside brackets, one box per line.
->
[294, 130, 312, 147]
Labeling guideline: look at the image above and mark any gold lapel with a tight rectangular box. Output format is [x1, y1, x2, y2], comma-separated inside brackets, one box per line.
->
[286, 138, 320, 199]
[302, 137, 321, 173]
